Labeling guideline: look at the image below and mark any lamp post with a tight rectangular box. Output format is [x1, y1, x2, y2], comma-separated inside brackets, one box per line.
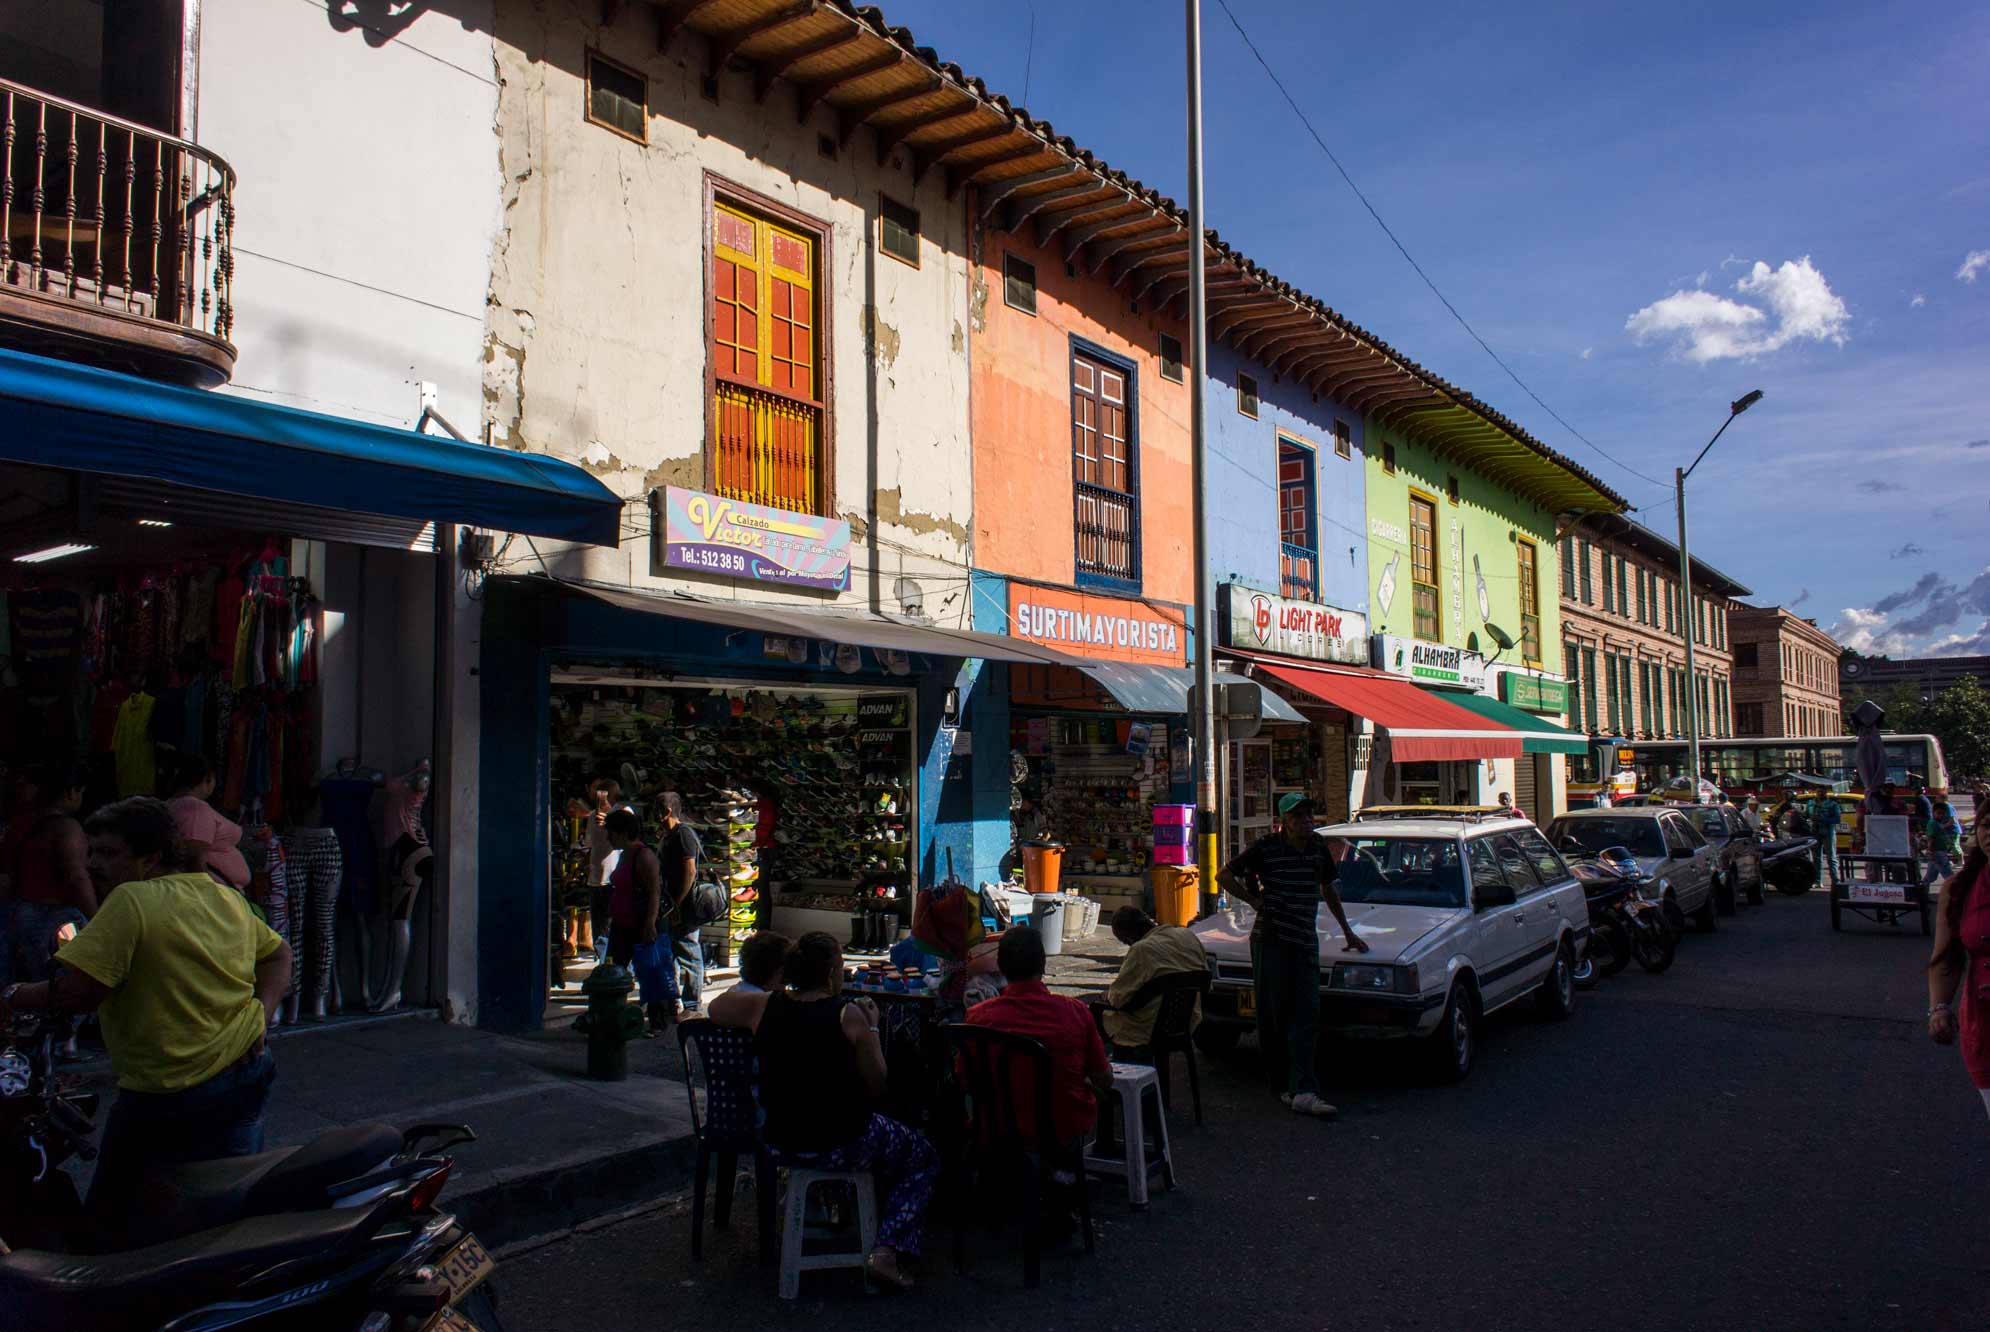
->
[1184, 0, 1219, 911]
[1677, 389, 1763, 797]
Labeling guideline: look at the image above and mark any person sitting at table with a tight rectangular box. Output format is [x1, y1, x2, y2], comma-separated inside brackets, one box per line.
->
[707, 931, 936, 1290]
[732, 930, 790, 995]
[1096, 907, 1207, 1060]
[968, 927, 1113, 1144]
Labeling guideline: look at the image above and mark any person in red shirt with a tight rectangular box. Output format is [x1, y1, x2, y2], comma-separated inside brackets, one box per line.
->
[966, 927, 1112, 1144]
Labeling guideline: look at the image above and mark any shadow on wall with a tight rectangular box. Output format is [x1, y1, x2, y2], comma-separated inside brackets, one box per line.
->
[326, 2, 455, 48]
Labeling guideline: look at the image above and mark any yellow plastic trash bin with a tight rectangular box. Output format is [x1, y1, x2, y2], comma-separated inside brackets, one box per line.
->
[1150, 866, 1199, 927]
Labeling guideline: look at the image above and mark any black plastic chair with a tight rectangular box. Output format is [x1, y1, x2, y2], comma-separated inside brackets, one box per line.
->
[676, 1019, 776, 1263]
[1096, 969, 1211, 1126]
[945, 1023, 1095, 1289]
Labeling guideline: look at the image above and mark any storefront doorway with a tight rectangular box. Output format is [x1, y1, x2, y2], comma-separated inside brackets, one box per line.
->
[543, 676, 919, 1015]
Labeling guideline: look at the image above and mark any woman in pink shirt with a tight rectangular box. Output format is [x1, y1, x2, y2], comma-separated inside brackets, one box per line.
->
[166, 756, 250, 890]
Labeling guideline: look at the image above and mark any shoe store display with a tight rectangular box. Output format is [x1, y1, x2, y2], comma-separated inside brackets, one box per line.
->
[549, 682, 916, 965]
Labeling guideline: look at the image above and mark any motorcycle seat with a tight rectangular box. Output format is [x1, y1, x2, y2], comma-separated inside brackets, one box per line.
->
[0, 1206, 380, 1331]
[129, 1123, 404, 1247]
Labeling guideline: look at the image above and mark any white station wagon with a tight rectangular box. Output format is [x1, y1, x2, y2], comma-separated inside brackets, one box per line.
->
[1189, 811, 1586, 1081]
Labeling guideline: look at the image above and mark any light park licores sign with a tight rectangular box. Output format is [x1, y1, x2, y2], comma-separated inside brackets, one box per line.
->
[1218, 583, 1369, 666]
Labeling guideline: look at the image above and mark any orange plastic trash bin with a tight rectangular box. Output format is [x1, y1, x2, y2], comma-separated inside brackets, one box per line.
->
[1150, 866, 1199, 927]
[1022, 841, 1065, 895]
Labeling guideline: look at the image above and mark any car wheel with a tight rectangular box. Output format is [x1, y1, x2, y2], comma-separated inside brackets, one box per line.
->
[1426, 984, 1477, 1084]
[1660, 893, 1688, 937]
[1193, 1023, 1243, 1056]
[1714, 870, 1738, 917]
[1535, 939, 1576, 1019]
[1692, 885, 1718, 932]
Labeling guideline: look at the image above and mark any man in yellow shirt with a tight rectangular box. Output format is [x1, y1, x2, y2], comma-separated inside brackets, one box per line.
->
[1098, 907, 1208, 1057]
[0, 797, 291, 1225]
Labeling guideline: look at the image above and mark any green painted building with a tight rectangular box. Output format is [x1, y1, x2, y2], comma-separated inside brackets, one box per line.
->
[1357, 409, 1623, 813]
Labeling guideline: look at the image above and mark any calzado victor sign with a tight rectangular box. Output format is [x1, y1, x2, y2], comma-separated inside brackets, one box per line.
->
[1219, 584, 1368, 666]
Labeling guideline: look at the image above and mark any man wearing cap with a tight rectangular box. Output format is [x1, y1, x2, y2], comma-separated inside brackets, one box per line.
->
[1217, 793, 1366, 1119]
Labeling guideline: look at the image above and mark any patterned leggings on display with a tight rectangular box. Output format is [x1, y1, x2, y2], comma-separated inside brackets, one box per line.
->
[257, 840, 302, 1002]
[285, 828, 344, 1011]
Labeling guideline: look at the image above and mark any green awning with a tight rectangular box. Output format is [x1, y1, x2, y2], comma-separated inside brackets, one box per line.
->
[1426, 689, 1590, 755]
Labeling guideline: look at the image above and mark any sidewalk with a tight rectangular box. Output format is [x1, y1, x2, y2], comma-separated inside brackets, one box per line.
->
[56, 931, 1128, 1248]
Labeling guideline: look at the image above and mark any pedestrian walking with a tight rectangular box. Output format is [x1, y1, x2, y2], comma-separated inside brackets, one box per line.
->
[0, 797, 291, 1239]
[1217, 794, 1367, 1119]
[1925, 785, 1990, 1121]
[601, 808, 674, 1034]
[656, 791, 707, 1013]
[1810, 794, 1843, 886]
[1922, 796, 1963, 891]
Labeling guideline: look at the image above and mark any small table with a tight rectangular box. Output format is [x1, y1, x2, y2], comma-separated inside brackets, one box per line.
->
[1831, 854, 1929, 933]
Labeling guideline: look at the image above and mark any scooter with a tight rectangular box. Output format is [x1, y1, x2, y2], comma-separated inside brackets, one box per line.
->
[0, 1013, 505, 1331]
[1567, 845, 1676, 982]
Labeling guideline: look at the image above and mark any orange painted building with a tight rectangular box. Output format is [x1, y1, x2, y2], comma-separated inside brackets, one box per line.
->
[968, 218, 1193, 612]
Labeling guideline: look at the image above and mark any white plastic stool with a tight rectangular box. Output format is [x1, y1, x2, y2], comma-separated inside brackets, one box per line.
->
[777, 1168, 877, 1300]
[1082, 1062, 1175, 1207]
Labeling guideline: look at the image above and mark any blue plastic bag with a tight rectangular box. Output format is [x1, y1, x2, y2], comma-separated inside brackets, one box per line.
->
[630, 937, 672, 1005]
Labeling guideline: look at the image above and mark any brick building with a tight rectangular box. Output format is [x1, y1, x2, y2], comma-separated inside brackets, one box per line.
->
[1558, 515, 1749, 743]
[1730, 607, 1844, 737]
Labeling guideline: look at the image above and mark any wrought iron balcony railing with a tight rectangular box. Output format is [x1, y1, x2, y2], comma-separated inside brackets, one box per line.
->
[1, 78, 236, 385]
[1074, 480, 1139, 587]
[1280, 541, 1318, 603]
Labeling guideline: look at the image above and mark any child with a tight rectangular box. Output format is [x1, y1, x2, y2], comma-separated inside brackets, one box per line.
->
[166, 755, 251, 890]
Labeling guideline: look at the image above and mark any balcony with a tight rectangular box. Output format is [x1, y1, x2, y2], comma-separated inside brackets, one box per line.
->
[1074, 480, 1139, 589]
[1, 79, 235, 387]
[712, 378, 822, 514]
[1279, 542, 1317, 602]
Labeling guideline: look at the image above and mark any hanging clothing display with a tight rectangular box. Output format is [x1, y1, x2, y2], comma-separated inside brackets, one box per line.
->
[112, 690, 158, 797]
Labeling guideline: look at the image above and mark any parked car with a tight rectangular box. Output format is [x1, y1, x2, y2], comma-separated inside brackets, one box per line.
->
[1189, 813, 1585, 1083]
[1545, 806, 1720, 934]
[1682, 803, 1765, 912]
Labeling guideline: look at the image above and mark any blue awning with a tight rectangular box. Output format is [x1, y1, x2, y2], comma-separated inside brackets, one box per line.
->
[1078, 661, 1308, 723]
[0, 348, 623, 546]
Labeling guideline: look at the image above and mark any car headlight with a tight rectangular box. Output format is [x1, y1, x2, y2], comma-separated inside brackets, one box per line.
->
[1336, 963, 1397, 993]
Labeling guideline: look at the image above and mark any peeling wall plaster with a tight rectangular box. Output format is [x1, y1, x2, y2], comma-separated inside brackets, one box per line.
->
[486, 0, 974, 604]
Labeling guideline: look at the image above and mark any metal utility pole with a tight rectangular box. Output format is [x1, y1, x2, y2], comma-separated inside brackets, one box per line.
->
[1185, 0, 1218, 911]
[1676, 389, 1763, 796]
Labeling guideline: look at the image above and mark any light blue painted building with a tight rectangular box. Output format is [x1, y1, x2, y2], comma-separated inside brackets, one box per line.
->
[1204, 339, 1369, 617]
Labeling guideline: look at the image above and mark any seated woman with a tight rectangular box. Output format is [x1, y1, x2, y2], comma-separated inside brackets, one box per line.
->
[708, 931, 936, 1289]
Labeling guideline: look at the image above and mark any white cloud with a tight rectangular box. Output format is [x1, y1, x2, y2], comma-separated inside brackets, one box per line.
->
[1910, 293, 1926, 308]
[1625, 257, 1850, 363]
[1579, 347, 1593, 360]
[1958, 249, 1990, 283]
[1696, 270, 1710, 288]
[1831, 606, 1911, 657]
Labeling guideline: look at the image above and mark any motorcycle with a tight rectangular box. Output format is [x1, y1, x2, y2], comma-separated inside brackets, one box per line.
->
[0, 1013, 505, 1331]
[1567, 845, 1676, 983]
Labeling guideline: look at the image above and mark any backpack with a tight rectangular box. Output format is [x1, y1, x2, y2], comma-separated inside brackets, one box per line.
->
[681, 880, 728, 928]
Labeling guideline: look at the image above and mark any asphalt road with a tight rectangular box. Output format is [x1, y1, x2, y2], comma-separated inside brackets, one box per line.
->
[497, 888, 1989, 1332]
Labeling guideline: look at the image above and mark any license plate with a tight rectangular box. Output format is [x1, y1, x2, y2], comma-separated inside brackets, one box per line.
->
[434, 1234, 495, 1304]
[1848, 885, 1907, 905]
[1236, 989, 1256, 1018]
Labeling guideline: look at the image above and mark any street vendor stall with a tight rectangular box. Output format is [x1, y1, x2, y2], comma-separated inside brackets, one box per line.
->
[1831, 814, 1930, 933]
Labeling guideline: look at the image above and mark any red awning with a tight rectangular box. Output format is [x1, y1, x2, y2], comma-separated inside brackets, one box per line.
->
[1253, 662, 1524, 762]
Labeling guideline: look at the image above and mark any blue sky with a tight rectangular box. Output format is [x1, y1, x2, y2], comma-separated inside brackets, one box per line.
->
[882, 0, 1990, 656]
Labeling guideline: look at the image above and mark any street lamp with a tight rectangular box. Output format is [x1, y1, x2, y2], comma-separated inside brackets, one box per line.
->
[1677, 389, 1763, 797]
[1185, 0, 1219, 911]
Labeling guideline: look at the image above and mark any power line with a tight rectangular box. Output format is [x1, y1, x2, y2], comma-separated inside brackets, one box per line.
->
[1209, 0, 1669, 496]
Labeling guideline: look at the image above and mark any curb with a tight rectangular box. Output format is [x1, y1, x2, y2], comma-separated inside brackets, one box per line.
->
[451, 1130, 701, 1249]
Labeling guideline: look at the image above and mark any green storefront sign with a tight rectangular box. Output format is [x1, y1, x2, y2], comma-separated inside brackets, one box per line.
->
[1500, 673, 1569, 714]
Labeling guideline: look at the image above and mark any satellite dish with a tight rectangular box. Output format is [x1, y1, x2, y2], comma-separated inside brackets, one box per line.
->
[1483, 622, 1516, 652]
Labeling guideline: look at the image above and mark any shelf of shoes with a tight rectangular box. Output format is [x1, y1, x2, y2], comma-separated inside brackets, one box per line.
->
[548, 685, 918, 948]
